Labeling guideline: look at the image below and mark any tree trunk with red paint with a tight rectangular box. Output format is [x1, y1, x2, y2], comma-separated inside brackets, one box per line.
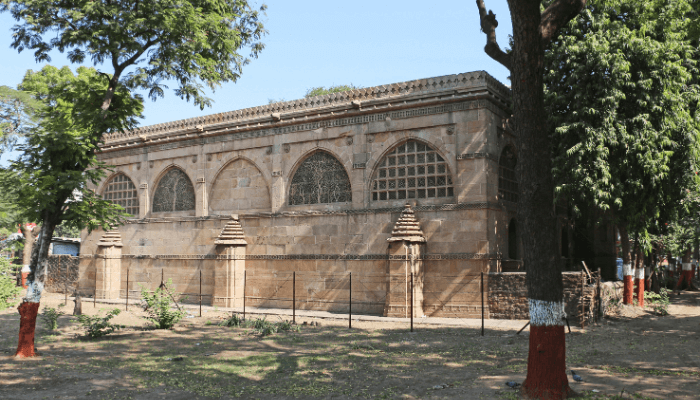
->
[14, 302, 40, 357]
[15, 215, 58, 358]
[676, 249, 697, 291]
[619, 226, 634, 304]
[476, 0, 586, 397]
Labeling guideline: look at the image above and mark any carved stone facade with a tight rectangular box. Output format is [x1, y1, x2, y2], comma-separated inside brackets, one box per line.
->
[78, 70, 523, 318]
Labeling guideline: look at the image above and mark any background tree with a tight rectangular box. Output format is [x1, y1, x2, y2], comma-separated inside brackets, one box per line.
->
[0, 85, 40, 153]
[1, 0, 267, 357]
[544, 0, 700, 296]
[305, 84, 361, 98]
[476, 0, 586, 398]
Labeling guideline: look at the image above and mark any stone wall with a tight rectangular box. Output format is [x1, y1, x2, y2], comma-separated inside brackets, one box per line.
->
[487, 272, 600, 324]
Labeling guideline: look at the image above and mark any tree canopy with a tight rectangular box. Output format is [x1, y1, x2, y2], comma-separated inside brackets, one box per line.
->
[305, 84, 360, 98]
[0, 85, 41, 154]
[1, 0, 267, 111]
[545, 0, 700, 247]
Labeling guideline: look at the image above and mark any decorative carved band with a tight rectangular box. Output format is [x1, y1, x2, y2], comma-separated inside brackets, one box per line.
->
[114, 253, 499, 260]
[99, 100, 498, 159]
[121, 201, 499, 225]
[456, 152, 498, 162]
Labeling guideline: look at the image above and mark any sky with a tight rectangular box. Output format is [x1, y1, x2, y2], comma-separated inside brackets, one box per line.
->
[0, 0, 512, 165]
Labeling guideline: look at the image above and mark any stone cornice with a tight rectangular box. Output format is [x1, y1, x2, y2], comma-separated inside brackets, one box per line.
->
[98, 70, 511, 155]
[87, 252, 501, 260]
[98, 97, 506, 160]
[116, 201, 502, 224]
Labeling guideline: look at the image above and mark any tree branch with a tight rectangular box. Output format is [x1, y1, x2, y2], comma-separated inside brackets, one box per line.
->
[540, 0, 587, 47]
[475, 0, 512, 72]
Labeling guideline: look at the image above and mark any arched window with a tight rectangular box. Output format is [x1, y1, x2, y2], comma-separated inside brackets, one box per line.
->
[499, 146, 518, 203]
[371, 140, 453, 201]
[103, 174, 139, 216]
[288, 151, 352, 205]
[152, 168, 195, 212]
[508, 218, 518, 259]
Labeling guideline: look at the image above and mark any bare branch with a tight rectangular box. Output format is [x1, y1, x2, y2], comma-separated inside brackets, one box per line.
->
[475, 0, 512, 72]
[540, 0, 587, 47]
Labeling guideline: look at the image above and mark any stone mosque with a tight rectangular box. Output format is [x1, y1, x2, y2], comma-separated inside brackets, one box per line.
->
[76, 70, 586, 318]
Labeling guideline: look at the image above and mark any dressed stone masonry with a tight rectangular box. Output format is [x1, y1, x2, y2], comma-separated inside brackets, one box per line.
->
[77, 70, 534, 318]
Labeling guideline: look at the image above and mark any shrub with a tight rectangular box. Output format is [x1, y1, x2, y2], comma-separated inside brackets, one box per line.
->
[140, 280, 186, 329]
[645, 288, 671, 316]
[220, 313, 245, 327]
[0, 257, 21, 309]
[40, 306, 65, 330]
[76, 308, 124, 338]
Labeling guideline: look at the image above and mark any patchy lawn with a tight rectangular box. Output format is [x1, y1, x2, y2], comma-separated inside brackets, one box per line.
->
[0, 291, 698, 400]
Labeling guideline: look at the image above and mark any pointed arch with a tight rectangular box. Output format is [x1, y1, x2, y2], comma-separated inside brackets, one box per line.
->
[499, 145, 518, 203]
[101, 173, 139, 216]
[152, 167, 195, 212]
[210, 157, 271, 212]
[288, 150, 352, 205]
[370, 139, 454, 201]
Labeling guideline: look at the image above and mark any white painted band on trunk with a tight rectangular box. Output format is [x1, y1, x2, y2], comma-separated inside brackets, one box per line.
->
[645, 267, 651, 276]
[635, 268, 645, 280]
[21, 265, 30, 273]
[669, 264, 675, 271]
[24, 279, 44, 303]
[528, 299, 566, 327]
[683, 263, 693, 271]
[623, 263, 634, 277]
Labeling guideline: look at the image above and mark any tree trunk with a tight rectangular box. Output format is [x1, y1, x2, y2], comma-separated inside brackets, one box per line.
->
[676, 248, 696, 291]
[505, 1, 573, 398]
[19, 223, 37, 266]
[15, 214, 58, 358]
[619, 226, 634, 304]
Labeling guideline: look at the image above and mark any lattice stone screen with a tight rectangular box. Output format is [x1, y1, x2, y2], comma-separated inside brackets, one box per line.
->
[499, 146, 518, 203]
[371, 140, 454, 201]
[103, 174, 139, 215]
[289, 151, 352, 205]
[152, 169, 196, 212]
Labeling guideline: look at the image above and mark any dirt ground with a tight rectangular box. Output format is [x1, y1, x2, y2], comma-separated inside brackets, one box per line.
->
[0, 290, 698, 400]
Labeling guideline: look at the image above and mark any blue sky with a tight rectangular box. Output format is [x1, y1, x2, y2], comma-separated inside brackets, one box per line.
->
[0, 0, 512, 164]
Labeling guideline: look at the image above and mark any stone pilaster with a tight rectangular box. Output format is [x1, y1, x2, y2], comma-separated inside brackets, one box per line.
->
[213, 215, 247, 307]
[384, 204, 426, 318]
[95, 229, 123, 300]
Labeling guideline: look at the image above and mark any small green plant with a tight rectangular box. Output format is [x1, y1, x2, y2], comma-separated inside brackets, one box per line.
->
[220, 313, 245, 327]
[40, 306, 65, 330]
[0, 257, 21, 309]
[76, 308, 124, 338]
[140, 280, 186, 329]
[645, 288, 670, 315]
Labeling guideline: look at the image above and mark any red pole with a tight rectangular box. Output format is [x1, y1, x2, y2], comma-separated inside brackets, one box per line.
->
[410, 272, 414, 333]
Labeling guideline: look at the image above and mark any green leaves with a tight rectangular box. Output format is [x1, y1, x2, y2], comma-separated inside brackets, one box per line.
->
[545, 0, 700, 235]
[1, 0, 267, 110]
[2, 65, 141, 232]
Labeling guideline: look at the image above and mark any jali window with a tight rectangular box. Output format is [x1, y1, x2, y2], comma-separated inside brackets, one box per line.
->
[289, 151, 352, 205]
[152, 168, 196, 212]
[371, 140, 453, 201]
[499, 146, 518, 203]
[103, 174, 139, 216]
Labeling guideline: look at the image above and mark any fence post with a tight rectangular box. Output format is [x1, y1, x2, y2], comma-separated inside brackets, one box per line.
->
[349, 272, 352, 329]
[580, 270, 585, 329]
[126, 268, 129, 311]
[596, 267, 601, 323]
[481, 272, 485, 337]
[293, 271, 296, 325]
[410, 272, 414, 333]
[243, 270, 247, 320]
[199, 269, 202, 318]
[61, 255, 68, 305]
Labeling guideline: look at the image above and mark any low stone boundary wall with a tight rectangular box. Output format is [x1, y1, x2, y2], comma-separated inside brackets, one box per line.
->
[487, 271, 601, 325]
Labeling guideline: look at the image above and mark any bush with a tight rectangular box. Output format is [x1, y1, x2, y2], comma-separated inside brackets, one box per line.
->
[0, 257, 21, 309]
[220, 313, 245, 327]
[645, 288, 671, 316]
[40, 306, 65, 330]
[76, 308, 124, 338]
[140, 280, 186, 329]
